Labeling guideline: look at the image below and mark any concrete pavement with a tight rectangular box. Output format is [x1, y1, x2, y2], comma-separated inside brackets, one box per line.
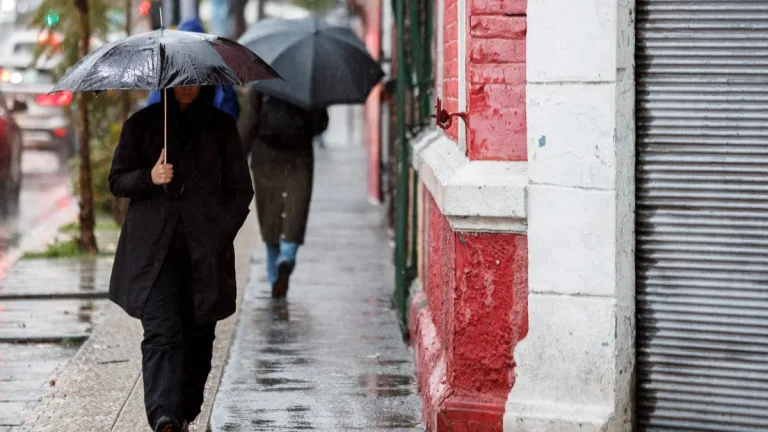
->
[211, 143, 422, 430]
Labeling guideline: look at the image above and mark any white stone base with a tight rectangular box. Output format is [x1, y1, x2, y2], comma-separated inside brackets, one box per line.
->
[504, 294, 633, 432]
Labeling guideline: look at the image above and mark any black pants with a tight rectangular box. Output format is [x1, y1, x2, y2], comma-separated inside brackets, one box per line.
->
[141, 222, 216, 426]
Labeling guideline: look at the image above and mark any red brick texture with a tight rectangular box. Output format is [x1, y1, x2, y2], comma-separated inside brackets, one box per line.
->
[412, 193, 528, 431]
[443, 0, 460, 140]
[467, 0, 527, 161]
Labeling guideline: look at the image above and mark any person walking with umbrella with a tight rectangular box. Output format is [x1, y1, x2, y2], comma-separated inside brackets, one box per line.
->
[240, 92, 328, 298]
[238, 17, 383, 298]
[51, 26, 278, 432]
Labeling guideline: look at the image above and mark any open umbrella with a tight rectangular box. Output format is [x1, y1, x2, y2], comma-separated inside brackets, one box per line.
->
[52, 26, 280, 160]
[238, 17, 383, 110]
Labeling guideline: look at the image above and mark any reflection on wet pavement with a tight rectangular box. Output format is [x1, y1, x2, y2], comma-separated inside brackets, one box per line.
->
[0, 151, 72, 277]
[211, 146, 421, 431]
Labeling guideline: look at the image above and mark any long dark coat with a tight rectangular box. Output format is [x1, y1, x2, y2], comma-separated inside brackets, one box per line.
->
[239, 93, 328, 245]
[108, 89, 253, 323]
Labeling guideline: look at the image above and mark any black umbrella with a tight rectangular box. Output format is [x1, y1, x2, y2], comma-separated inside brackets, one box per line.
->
[238, 17, 384, 109]
[53, 29, 278, 92]
[52, 27, 280, 160]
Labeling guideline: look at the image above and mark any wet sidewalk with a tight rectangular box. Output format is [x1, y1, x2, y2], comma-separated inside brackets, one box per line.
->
[211, 143, 422, 430]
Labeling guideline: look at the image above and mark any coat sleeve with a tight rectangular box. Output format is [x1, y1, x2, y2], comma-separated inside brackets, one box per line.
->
[220, 114, 255, 243]
[311, 108, 329, 136]
[108, 115, 156, 199]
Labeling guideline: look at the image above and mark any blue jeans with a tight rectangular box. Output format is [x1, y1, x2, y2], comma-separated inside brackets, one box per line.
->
[266, 240, 299, 285]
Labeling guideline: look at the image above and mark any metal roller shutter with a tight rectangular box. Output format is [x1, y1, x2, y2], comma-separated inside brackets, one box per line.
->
[636, 1, 768, 430]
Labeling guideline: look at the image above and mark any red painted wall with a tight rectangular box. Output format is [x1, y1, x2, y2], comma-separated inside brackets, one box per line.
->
[414, 193, 528, 431]
[365, 1, 383, 202]
[467, 0, 527, 161]
[410, 0, 528, 429]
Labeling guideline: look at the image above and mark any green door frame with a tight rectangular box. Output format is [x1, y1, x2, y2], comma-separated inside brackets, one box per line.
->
[393, 0, 433, 334]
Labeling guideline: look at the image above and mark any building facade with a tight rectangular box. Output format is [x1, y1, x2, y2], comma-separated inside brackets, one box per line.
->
[373, 0, 768, 430]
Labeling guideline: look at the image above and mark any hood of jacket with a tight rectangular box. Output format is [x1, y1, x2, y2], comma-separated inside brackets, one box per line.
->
[178, 17, 205, 33]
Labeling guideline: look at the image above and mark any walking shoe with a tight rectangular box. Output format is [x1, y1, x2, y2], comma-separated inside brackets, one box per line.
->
[271, 260, 294, 299]
[154, 415, 182, 432]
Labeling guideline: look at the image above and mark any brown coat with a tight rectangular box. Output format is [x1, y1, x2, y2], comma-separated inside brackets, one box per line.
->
[239, 92, 328, 245]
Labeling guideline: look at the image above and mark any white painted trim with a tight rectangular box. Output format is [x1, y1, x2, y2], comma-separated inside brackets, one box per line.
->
[411, 130, 527, 233]
[457, 0, 467, 151]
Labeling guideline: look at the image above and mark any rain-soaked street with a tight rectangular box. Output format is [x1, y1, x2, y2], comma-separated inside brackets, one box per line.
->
[211, 136, 422, 430]
[0, 151, 74, 273]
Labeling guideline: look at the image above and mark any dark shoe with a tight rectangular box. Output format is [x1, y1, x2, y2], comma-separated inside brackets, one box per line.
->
[154, 416, 182, 432]
[271, 261, 294, 299]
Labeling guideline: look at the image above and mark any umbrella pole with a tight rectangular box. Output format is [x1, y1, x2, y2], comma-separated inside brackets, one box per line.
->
[163, 87, 167, 163]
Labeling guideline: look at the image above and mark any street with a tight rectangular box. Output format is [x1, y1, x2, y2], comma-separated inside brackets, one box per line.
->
[0, 150, 71, 272]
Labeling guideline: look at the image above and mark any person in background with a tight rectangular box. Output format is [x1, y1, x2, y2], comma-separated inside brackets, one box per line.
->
[239, 89, 328, 299]
[109, 85, 253, 432]
[145, 17, 241, 120]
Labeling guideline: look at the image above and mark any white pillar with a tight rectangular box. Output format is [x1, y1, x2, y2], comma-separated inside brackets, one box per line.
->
[504, 0, 636, 430]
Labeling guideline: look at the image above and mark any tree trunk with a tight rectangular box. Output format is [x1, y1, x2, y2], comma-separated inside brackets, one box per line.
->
[75, 0, 98, 253]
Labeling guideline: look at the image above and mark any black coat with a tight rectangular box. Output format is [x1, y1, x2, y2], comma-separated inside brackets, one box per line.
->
[239, 93, 328, 245]
[108, 90, 253, 323]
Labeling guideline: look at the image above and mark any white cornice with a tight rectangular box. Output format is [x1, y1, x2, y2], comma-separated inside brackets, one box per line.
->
[411, 130, 528, 233]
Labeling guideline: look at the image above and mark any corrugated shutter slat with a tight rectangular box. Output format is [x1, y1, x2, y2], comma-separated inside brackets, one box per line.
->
[636, 1, 768, 430]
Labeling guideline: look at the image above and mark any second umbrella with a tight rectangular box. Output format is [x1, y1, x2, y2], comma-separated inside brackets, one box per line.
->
[239, 17, 384, 109]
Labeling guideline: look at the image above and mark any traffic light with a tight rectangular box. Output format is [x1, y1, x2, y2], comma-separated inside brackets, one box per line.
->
[139, 0, 151, 16]
[44, 9, 59, 26]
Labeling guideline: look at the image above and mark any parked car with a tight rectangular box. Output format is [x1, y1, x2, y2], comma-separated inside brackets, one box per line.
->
[0, 31, 73, 170]
[0, 89, 25, 215]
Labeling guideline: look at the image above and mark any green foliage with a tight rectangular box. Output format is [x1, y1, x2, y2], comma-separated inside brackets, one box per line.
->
[59, 211, 120, 233]
[22, 238, 81, 259]
[29, 0, 127, 225]
[30, 0, 113, 74]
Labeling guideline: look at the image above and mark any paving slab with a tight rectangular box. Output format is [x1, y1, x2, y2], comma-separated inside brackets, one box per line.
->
[0, 258, 113, 300]
[211, 145, 422, 431]
[0, 299, 107, 342]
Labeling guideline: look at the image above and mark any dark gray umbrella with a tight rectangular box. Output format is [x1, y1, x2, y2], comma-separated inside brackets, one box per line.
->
[238, 17, 384, 109]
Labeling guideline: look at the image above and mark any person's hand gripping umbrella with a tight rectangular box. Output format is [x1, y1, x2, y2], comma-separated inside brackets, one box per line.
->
[50, 14, 280, 164]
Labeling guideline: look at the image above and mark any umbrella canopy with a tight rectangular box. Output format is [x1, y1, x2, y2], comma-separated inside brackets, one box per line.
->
[239, 17, 383, 109]
[52, 28, 279, 93]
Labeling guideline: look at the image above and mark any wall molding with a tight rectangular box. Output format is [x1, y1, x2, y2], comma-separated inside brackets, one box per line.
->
[411, 130, 527, 233]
